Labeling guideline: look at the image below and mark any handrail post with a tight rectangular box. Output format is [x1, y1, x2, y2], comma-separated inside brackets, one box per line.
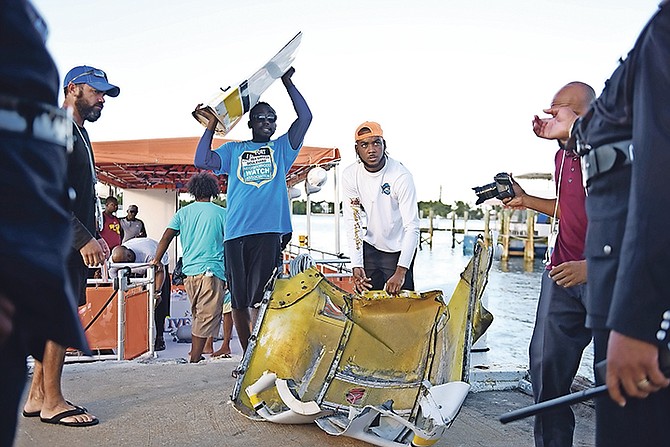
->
[148, 266, 156, 356]
[116, 269, 127, 361]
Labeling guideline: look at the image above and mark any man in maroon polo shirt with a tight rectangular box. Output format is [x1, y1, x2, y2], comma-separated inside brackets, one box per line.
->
[503, 82, 595, 447]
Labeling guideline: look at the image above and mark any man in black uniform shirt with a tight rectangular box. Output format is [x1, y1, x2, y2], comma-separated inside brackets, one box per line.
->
[533, 2, 670, 445]
[20, 66, 120, 429]
[0, 0, 90, 444]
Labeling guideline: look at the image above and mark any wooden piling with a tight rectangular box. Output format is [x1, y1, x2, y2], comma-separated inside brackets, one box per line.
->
[483, 208, 491, 247]
[501, 208, 511, 261]
[524, 209, 535, 262]
[463, 210, 469, 237]
[428, 209, 434, 249]
[451, 212, 456, 249]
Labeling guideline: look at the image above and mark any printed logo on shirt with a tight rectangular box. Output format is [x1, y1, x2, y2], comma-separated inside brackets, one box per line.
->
[381, 182, 391, 195]
[237, 146, 277, 188]
[109, 222, 121, 235]
[350, 197, 363, 250]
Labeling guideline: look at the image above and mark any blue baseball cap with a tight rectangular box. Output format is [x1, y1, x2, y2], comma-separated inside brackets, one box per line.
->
[63, 65, 120, 97]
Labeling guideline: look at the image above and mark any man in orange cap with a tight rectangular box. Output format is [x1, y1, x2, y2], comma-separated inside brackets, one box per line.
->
[342, 121, 420, 295]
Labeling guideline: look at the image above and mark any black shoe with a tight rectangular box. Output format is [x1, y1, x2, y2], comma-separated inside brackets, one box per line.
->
[155, 339, 166, 351]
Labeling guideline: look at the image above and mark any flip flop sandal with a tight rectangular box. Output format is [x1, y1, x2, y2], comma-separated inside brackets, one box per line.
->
[22, 401, 86, 418]
[40, 407, 99, 427]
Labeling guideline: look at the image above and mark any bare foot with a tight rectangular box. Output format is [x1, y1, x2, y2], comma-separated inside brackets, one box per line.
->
[211, 347, 231, 358]
[188, 349, 213, 355]
[22, 399, 42, 417]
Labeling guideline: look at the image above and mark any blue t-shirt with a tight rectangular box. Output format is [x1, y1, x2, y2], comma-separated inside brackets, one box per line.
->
[213, 133, 300, 241]
[168, 202, 226, 280]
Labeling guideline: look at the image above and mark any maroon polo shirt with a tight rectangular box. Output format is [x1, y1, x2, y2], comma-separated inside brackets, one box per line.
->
[548, 147, 587, 268]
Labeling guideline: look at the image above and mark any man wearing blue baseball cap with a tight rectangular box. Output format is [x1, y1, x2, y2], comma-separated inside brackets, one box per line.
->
[21, 64, 119, 428]
[62, 65, 120, 97]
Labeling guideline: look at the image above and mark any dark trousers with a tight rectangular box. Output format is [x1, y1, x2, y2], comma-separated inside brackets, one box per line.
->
[591, 328, 670, 447]
[155, 271, 171, 341]
[362, 242, 415, 291]
[0, 329, 27, 447]
[529, 270, 590, 447]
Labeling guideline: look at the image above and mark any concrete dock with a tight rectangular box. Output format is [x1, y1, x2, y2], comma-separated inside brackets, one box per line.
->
[14, 354, 596, 447]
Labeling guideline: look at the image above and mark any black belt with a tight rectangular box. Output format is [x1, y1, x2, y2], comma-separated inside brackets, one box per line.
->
[580, 140, 633, 186]
[0, 94, 72, 148]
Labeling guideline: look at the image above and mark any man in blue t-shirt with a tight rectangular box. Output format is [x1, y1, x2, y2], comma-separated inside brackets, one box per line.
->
[194, 67, 311, 353]
[153, 172, 228, 363]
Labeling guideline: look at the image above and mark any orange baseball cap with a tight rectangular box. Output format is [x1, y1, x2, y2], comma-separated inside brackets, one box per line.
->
[354, 121, 383, 141]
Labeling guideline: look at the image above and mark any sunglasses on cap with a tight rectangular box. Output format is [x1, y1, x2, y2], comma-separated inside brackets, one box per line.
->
[251, 113, 277, 123]
[69, 68, 108, 84]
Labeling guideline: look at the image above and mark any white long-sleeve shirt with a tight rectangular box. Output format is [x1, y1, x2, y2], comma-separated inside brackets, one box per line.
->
[341, 157, 420, 269]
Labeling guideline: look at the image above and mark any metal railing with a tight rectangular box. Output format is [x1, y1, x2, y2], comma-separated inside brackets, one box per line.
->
[73, 263, 157, 361]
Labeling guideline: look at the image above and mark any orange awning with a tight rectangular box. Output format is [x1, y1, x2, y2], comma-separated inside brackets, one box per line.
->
[92, 137, 340, 192]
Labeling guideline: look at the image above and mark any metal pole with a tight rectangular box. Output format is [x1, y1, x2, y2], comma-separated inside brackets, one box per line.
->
[148, 266, 156, 356]
[333, 163, 341, 255]
[117, 269, 126, 361]
[306, 191, 312, 249]
[500, 385, 607, 424]
[501, 350, 670, 424]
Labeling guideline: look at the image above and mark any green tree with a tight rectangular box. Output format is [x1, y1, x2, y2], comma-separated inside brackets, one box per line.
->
[453, 200, 471, 218]
[417, 200, 453, 218]
[292, 200, 306, 215]
[179, 195, 226, 209]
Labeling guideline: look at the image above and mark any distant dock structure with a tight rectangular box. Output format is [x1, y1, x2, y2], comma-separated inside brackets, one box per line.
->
[420, 207, 550, 262]
[497, 208, 549, 262]
[419, 209, 483, 251]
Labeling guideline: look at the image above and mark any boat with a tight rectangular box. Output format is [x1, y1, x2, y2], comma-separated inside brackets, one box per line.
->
[505, 209, 551, 258]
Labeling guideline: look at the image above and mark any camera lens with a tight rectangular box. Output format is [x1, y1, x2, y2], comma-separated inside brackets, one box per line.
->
[473, 182, 498, 205]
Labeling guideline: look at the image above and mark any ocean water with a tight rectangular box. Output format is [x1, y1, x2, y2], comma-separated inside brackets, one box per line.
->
[290, 214, 594, 380]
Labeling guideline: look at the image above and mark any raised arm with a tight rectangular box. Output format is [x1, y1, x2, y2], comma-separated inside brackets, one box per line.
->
[193, 106, 222, 171]
[532, 107, 579, 142]
[282, 67, 313, 150]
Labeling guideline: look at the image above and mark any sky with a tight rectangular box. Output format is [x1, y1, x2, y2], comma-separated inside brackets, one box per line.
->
[33, 0, 662, 204]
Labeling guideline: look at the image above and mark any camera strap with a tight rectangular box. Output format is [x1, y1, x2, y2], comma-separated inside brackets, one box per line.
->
[544, 150, 566, 265]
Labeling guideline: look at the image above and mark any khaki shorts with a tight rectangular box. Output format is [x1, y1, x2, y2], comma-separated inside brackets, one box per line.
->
[184, 274, 225, 338]
[222, 289, 232, 314]
[222, 300, 232, 314]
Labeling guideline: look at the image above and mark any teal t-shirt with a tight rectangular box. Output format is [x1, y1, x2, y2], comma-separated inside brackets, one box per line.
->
[213, 133, 301, 241]
[168, 201, 226, 281]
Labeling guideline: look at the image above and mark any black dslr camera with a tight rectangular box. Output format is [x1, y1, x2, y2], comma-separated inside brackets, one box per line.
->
[473, 172, 515, 205]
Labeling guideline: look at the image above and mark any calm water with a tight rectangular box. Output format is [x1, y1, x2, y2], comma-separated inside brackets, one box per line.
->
[291, 214, 594, 380]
